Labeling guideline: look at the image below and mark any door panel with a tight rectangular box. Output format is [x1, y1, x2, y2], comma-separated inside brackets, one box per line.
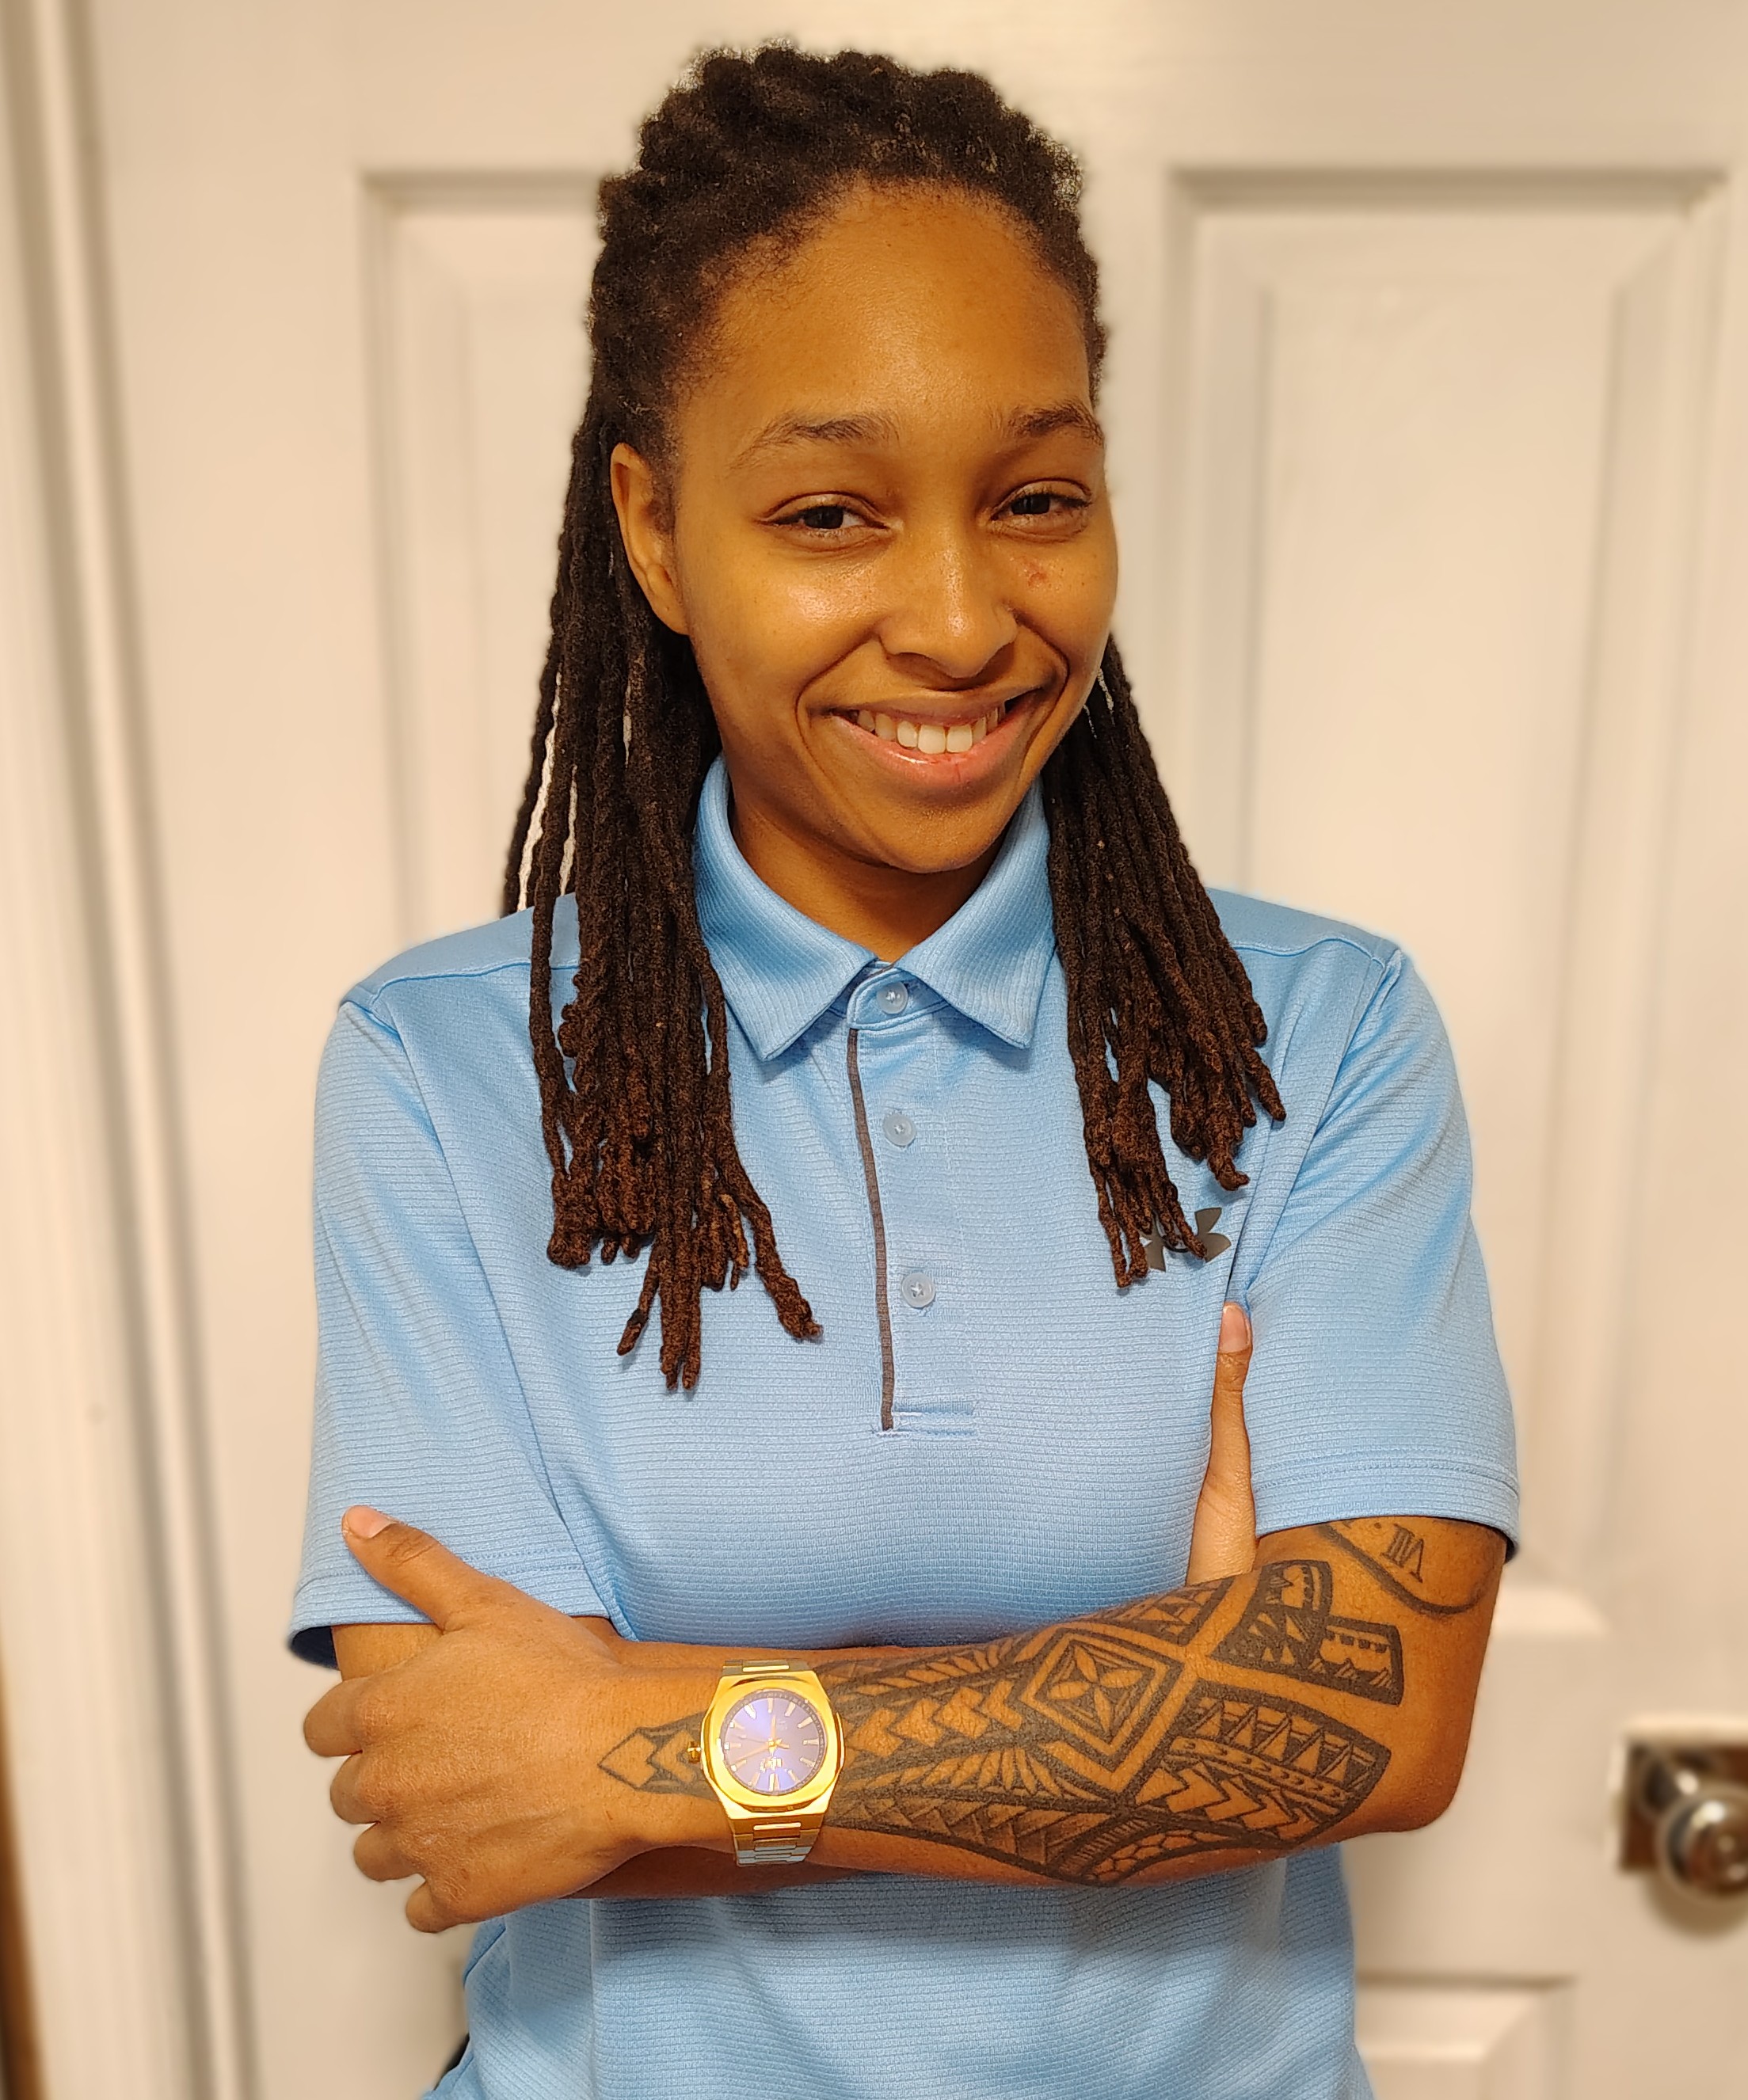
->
[33, 4, 1747, 2094]
[1169, 186, 1718, 1532]
[369, 177, 597, 942]
[1358, 1983, 1567, 2100]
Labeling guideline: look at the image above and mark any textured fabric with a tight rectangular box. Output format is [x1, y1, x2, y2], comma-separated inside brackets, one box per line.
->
[293, 756, 1518, 2098]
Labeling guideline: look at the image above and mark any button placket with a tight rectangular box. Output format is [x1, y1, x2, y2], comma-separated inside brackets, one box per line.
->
[840, 995, 969, 1433]
[882, 1023, 971, 1432]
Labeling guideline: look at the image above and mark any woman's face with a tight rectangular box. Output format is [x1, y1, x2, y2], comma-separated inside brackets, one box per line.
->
[612, 183, 1118, 914]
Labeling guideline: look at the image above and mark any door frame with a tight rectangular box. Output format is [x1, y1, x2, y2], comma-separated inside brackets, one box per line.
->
[0, 0, 248, 2093]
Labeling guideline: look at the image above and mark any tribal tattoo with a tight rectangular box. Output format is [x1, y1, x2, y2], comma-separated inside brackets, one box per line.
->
[599, 1717, 713, 1796]
[1213, 1561, 1403, 1704]
[599, 1568, 1410, 1885]
[814, 1632, 1389, 1882]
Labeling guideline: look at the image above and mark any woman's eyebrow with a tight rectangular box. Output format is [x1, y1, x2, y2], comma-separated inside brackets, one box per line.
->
[730, 400, 1102, 468]
[999, 400, 1104, 446]
[732, 411, 901, 466]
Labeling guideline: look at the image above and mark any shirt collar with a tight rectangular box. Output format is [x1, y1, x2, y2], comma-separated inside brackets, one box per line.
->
[692, 755, 1056, 1062]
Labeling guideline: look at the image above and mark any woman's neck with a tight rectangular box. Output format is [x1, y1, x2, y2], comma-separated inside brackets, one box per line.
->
[726, 791, 1001, 963]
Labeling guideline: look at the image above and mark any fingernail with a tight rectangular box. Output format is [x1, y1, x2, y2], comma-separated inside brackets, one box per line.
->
[343, 1505, 390, 1539]
[1218, 1302, 1251, 1352]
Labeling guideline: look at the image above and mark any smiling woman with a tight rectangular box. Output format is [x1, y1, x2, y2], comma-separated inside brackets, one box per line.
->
[292, 44, 1518, 2100]
[496, 62, 1283, 1393]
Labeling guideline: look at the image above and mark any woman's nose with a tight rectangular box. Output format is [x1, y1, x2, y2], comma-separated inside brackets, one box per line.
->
[875, 527, 1019, 681]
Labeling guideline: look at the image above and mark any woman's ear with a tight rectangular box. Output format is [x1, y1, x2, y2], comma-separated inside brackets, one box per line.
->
[609, 442, 690, 634]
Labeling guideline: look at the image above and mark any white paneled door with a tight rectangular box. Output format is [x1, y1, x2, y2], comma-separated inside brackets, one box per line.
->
[4, 4, 1746, 2098]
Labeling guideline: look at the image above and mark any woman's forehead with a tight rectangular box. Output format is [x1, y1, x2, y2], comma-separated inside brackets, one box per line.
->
[677, 186, 1095, 458]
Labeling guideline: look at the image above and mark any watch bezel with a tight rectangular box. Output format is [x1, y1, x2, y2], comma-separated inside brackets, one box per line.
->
[700, 1671, 844, 1813]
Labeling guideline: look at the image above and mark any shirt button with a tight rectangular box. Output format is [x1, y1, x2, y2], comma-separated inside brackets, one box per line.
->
[877, 980, 909, 1015]
[900, 1271, 936, 1309]
[882, 1109, 916, 1148]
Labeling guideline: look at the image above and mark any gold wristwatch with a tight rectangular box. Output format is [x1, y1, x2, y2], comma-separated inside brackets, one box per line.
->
[687, 1658, 844, 1866]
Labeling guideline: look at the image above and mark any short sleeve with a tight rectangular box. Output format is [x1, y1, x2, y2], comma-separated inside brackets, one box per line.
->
[1232, 950, 1520, 1548]
[290, 998, 610, 1665]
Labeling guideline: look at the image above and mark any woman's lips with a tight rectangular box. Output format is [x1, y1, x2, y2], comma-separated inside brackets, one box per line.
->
[832, 691, 1041, 767]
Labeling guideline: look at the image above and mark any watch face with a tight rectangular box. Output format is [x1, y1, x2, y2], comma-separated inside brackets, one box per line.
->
[719, 1690, 829, 1796]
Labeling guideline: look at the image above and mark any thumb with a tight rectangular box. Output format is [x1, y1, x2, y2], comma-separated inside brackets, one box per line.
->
[1210, 1299, 1253, 1451]
[1217, 1299, 1252, 1364]
[1186, 1304, 1257, 1585]
[341, 1507, 505, 1632]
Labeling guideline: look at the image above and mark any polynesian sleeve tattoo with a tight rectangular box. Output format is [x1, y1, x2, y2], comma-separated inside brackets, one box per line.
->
[599, 1518, 1493, 1887]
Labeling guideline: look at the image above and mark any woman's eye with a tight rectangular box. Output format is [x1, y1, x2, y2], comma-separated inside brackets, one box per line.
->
[789, 504, 855, 531]
[1006, 489, 1080, 519]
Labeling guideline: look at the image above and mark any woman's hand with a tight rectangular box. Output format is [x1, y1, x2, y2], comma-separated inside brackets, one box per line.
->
[1185, 1303, 1256, 1583]
[302, 1511, 719, 1930]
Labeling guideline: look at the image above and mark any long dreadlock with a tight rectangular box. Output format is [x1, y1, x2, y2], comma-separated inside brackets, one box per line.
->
[504, 44, 1283, 1390]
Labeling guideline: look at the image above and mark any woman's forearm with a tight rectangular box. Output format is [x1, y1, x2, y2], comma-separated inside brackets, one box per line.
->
[600, 1516, 1503, 1891]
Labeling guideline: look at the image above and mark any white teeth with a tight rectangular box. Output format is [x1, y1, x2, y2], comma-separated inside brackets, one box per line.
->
[867, 702, 1008, 752]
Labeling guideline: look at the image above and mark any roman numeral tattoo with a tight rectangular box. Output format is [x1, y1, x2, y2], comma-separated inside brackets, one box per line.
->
[1316, 1518, 1495, 1618]
[1383, 1526, 1425, 1580]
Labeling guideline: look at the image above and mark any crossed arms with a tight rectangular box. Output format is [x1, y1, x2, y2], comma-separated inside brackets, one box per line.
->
[309, 1501, 1502, 1928]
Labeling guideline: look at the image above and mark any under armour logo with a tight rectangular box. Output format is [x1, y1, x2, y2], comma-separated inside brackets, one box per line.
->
[1142, 1208, 1231, 1271]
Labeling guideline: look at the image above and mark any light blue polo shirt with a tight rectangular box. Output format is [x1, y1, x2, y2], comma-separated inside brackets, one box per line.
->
[294, 757, 1518, 2100]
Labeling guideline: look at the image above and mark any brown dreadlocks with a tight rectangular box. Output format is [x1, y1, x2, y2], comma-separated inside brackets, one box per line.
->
[504, 45, 1283, 1390]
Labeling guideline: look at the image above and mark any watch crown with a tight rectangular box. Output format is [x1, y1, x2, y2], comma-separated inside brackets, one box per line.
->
[683, 1738, 703, 1764]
